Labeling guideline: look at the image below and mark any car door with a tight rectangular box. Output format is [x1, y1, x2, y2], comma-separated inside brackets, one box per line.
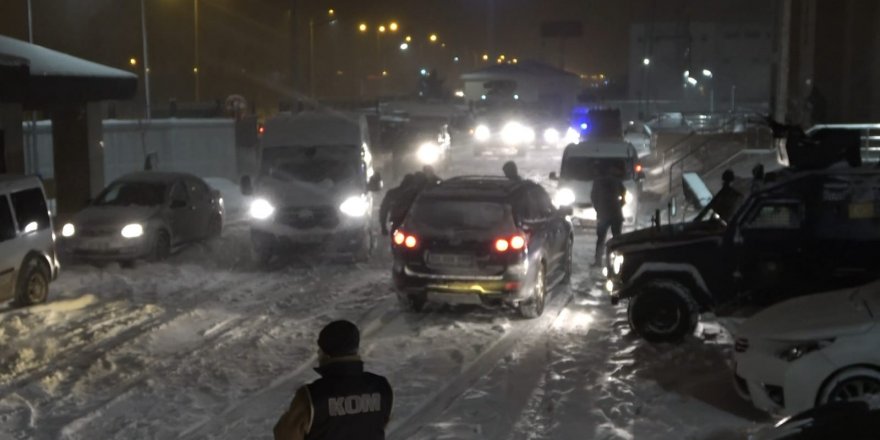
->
[185, 177, 213, 239]
[529, 185, 567, 274]
[734, 198, 806, 304]
[0, 195, 18, 300]
[168, 180, 198, 242]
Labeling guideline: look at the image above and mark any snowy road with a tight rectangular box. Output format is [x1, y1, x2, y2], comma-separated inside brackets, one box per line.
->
[0, 148, 770, 439]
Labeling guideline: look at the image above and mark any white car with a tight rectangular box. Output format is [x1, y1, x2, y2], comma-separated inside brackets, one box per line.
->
[733, 280, 880, 415]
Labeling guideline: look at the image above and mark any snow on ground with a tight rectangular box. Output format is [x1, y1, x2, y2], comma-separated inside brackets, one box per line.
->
[0, 145, 773, 439]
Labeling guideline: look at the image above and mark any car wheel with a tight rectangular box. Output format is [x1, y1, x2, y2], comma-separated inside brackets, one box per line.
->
[13, 257, 50, 307]
[819, 368, 880, 406]
[150, 230, 171, 261]
[398, 293, 426, 312]
[627, 279, 698, 343]
[519, 263, 546, 319]
[207, 214, 223, 239]
[561, 238, 573, 285]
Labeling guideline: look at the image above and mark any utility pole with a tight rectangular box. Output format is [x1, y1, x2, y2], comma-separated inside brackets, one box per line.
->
[774, 0, 792, 123]
[194, 0, 200, 102]
[26, 0, 38, 174]
[487, 0, 495, 58]
[140, 0, 152, 120]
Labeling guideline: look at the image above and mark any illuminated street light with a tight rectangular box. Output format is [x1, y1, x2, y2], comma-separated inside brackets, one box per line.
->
[512, 58, 518, 64]
[683, 70, 690, 78]
[405, 35, 412, 42]
[702, 69, 713, 78]
[382, 70, 388, 77]
[400, 42, 409, 50]
[358, 23, 368, 32]
[129, 57, 137, 66]
[328, 8, 335, 16]
[643, 57, 651, 66]
[482, 53, 489, 61]
[389, 22, 399, 32]
[429, 33, 438, 43]
[379, 25, 387, 33]
[687, 77, 698, 86]
[193, 67, 199, 73]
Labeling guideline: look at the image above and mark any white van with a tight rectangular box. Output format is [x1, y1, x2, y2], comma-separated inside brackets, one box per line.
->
[241, 111, 382, 263]
[0, 176, 59, 306]
[550, 141, 644, 225]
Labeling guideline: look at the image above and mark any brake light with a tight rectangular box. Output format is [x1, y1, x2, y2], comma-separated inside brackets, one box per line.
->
[495, 234, 526, 252]
[393, 231, 405, 246]
[404, 235, 418, 248]
[495, 239, 510, 252]
[510, 235, 526, 250]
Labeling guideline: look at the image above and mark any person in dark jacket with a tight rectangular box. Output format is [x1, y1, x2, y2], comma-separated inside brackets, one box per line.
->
[591, 164, 627, 267]
[422, 165, 442, 186]
[379, 174, 416, 235]
[502, 161, 522, 181]
[274, 320, 393, 440]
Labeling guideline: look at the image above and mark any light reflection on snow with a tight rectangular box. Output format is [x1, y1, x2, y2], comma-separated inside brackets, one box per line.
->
[553, 308, 594, 331]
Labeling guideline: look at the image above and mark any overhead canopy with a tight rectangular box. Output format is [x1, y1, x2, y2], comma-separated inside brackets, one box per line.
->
[0, 34, 137, 107]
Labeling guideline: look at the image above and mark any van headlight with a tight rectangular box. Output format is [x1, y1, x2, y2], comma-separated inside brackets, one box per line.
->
[778, 340, 834, 362]
[474, 125, 491, 142]
[417, 142, 441, 165]
[501, 121, 531, 145]
[339, 195, 369, 217]
[249, 198, 276, 220]
[543, 128, 561, 144]
[121, 223, 144, 239]
[554, 187, 576, 206]
[611, 252, 624, 274]
[61, 223, 76, 238]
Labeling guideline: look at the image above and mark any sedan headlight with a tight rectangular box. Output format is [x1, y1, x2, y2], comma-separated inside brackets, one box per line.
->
[501, 121, 531, 145]
[777, 339, 834, 362]
[339, 195, 369, 217]
[417, 142, 442, 165]
[121, 223, 144, 239]
[554, 187, 576, 206]
[249, 198, 275, 220]
[474, 124, 491, 142]
[543, 128, 561, 144]
[61, 223, 76, 238]
[611, 252, 624, 274]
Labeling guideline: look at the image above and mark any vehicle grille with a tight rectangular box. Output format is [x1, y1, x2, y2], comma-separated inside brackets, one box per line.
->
[277, 206, 339, 229]
[734, 338, 749, 353]
[78, 228, 117, 238]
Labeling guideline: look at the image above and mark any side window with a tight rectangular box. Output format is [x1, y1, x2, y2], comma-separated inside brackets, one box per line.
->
[744, 202, 802, 229]
[187, 178, 209, 202]
[530, 187, 555, 218]
[11, 188, 50, 232]
[170, 181, 189, 206]
[0, 196, 16, 241]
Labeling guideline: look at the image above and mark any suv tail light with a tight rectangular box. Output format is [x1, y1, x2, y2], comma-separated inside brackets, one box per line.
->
[393, 230, 418, 249]
[494, 234, 527, 253]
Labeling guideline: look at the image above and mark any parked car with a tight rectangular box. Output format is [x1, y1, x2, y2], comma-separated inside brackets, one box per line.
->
[604, 167, 880, 343]
[391, 176, 573, 318]
[0, 175, 59, 306]
[733, 280, 880, 415]
[61, 171, 224, 264]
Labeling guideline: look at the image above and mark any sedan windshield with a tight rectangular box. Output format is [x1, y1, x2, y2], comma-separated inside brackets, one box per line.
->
[94, 182, 167, 207]
[408, 198, 513, 233]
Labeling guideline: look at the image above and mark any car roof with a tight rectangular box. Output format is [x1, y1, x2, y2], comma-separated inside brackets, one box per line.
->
[114, 171, 200, 184]
[564, 141, 635, 158]
[0, 175, 45, 194]
[420, 176, 531, 200]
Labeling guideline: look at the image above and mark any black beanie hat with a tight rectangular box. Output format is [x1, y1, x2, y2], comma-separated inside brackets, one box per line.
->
[318, 320, 360, 357]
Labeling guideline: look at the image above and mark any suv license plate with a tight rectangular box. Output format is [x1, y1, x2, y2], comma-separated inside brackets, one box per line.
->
[428, 292, 483, 305]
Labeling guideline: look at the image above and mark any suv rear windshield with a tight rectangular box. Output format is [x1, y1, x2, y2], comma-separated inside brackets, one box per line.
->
[408, 198, 513, 233]
[561, 157, 631, 181]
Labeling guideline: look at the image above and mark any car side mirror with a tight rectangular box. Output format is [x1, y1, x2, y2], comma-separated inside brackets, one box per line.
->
[558, 205, 573, 216]
[170, 199, 187, 209]
[240, 175, 254, 196]
[367, 173, 383, 192]
[549, 172, 558, 181]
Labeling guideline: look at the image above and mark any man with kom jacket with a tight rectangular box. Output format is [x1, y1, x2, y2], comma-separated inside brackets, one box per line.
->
[274, 320, 393, 440]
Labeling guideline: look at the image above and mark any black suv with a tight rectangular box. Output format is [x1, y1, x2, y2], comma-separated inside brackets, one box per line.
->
[605, 167, 880, 342]
[391, 176, 574, 318]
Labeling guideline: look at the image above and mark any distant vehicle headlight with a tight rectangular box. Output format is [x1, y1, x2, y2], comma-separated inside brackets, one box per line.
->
[778, 340, 834, 362]
[624, 190, 634, 204]
[339, 195, 369, 217]
[474, 124, 491, 142]
[121, 223, 144, 239]
[611, 252, 624, 274]
[501, 121, 525, 145]
[417, 142, 442, 165]
[61, 223, 76, 237]
[522, 126, 536, 144]
[543, 128, 561, 144]
[554, 187, 576, 206]
[249, 198, 276, 220]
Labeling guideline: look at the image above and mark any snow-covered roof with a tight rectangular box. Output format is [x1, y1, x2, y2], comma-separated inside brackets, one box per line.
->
[461, 61, 579, 81]
[0, 34, 137, 106]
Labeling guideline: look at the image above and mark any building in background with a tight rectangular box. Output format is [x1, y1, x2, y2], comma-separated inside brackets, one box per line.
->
[461, 61, 581, 115]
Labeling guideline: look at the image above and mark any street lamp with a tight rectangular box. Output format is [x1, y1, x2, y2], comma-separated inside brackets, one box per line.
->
[400, 43, 409, 51]
[389, 22, 399, 32]
[429, 33, 438, 43]
[378, 25, 386, 33]
[702, 69, 715, 112]
[129, 57, 138, 66]
[405, 35, 412, 43]
[643, 57, 651, 66]
[358, 23, 368, 32]
[702, 69, 713, 78]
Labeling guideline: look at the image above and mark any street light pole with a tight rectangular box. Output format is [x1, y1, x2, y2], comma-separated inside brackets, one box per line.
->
[309, 18, 315, 97]
[194, 0, 200, 102]
[140, 0, 152, 120]
[26, 0, 37, 175]
[26, 0, 33, 42]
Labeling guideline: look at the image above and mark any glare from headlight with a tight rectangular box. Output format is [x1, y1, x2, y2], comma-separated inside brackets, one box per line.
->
[522, 126, 536, 144]
[249, 198, 275, 220]
[554, 187, 576, 206]
[474, 125, 491, 142]
[624, 191, 634, 204]
[543, 128, 560, 144]
[417, 142, 441, 165]
[501, 121, 531, 146]
[62, 223, 76, 237]
[563, 127, 581, 145]
[121, 223, 144, 239]
[612, 253, 624, 274]
[339, 195, 370, 217]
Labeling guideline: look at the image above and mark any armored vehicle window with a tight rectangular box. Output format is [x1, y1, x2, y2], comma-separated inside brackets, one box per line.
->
[744, 202, 802, 229]
[0, 196, 15, 241]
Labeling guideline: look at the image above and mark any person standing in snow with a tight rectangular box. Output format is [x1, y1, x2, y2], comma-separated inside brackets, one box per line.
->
[274, 320, 393, 440]
[502, 161, 523, 181]
[379, 174, 415, 235]
[590, 163, 627, 267]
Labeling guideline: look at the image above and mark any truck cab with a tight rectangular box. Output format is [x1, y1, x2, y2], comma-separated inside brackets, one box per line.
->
[242, 111, 382, 264]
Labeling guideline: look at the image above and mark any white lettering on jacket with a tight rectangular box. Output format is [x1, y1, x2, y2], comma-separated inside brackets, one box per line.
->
[328, 393, 382, 416]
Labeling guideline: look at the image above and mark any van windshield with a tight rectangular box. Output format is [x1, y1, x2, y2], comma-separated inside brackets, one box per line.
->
[561, 157, 631, 181]
[261, 146, 361, 186]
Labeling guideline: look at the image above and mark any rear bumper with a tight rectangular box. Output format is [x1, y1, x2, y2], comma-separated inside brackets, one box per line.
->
[393, 263, 531, 305]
